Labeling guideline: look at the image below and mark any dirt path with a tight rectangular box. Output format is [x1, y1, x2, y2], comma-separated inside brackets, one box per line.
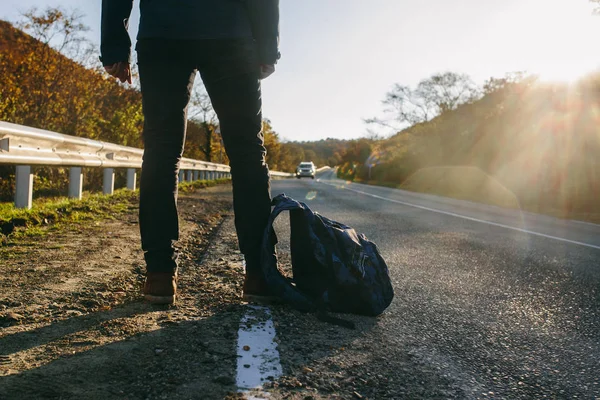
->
[0, 184, 254, 399]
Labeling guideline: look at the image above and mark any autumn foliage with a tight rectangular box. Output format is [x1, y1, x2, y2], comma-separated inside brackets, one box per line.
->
[0, 20, 143, 146]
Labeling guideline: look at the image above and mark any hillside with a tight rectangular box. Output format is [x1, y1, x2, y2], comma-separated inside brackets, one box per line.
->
[339, 76, 600, 222]
[0, 18, 147, 200]
[0, 19, 143, 146]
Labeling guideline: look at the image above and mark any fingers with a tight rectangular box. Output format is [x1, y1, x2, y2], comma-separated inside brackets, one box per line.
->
[104, 64, 118, 76]
[125, 63, 132, 84]
[117, 62, 130, 83]
[259, 64, 276, 80]
[125, 65, 132, 84]
[116, 62, 125, 82]
[119, 63, 132, 84]
[104, 62, 132, 84]
[116, 62, 127, 83]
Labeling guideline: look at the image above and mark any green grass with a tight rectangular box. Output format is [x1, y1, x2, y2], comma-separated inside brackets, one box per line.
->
[0, 189, 140, 240]
[178, 178, 229, 194]
[0, 177, 232, 241]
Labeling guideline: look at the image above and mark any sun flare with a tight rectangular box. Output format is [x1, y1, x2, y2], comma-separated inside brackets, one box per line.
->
[508, 0, 600, 84]
[536, 64, 597, 84]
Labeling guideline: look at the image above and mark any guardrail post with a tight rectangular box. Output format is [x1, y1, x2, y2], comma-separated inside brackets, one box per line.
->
[126, 168, 137, 190]
[103, 168, 115, 195]
[178, 170, 184, 183]
[193, 171, 199, 181]
[69, 167, 83, 200]
[186, 170, 193, 182]
[15, 165, 33, 209]
[200, 171, 206, 180]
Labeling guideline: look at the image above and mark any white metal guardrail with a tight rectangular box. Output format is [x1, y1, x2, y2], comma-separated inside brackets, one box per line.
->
[0, 121, 292, 209]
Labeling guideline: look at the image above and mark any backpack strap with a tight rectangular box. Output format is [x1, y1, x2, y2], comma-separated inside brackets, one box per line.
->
[260, 194, 315, 312]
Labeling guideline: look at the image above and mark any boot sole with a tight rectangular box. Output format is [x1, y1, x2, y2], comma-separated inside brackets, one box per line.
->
[144, 294, 176, 305]
[242, 293, 281, 305]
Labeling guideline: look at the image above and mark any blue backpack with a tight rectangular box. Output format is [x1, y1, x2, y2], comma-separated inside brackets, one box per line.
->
[260, 194, 394, 322]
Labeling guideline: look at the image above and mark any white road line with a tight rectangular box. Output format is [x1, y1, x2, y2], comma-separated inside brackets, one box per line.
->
[570, 219, 600, 228]
[236, 305, 282, 399]
[319, 181, 600, 251]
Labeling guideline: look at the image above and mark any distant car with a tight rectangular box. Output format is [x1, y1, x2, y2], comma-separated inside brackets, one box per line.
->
[296, 161, 315, 179]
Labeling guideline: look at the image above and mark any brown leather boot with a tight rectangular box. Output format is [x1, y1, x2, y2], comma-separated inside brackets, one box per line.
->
[143, 271, 177, 305]
[242, 274, 280, 304]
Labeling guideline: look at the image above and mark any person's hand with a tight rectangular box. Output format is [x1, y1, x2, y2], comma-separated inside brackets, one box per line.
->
[104, 62, 132, 84]
[259, 64, 275, 80]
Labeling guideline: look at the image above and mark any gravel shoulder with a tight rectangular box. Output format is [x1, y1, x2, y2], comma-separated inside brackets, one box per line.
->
[0, 183, 400, 400]
[0, 185, 250, 399]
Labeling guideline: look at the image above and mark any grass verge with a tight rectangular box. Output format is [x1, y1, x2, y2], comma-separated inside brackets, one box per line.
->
[0, 190, 139, 241]
[178, 178, 229, 194]
[351, 166, 600, 224]
[399, 166, 521, 209]
[0, 178, 231, 242]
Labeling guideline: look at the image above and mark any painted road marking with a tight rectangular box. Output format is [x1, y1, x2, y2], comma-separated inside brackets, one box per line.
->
[236, 305, 282, 399]
[319, 181, 600, 251]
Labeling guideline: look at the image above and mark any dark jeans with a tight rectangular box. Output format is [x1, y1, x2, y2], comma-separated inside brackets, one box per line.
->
[136, 38, 271, 274]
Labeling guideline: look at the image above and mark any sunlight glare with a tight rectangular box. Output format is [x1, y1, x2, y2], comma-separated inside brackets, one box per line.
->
[510, 0, 599, 84]
[536, 64, 597, 84]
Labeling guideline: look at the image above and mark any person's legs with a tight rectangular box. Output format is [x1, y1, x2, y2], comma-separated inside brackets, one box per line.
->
[137, 40, 196, 302]
[198, 40, 273, 290]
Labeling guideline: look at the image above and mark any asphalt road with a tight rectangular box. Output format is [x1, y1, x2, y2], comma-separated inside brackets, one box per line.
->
[267, 170, 600, 399]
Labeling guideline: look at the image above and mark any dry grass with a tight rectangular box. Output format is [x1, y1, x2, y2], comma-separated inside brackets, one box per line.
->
[400, 166, 521, 209]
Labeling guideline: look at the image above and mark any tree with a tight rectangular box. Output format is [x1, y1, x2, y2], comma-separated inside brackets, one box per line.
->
[262, 119, 281, 170]
[366, 72, 481, 131]
[188, 83, 219, 162]
[278, 143, 305, 172]
[482, 71, 532, 95]
[17, 6, 90, 60]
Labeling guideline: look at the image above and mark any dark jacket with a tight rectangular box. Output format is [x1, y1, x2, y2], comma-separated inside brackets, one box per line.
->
[100, 0, 280, 66]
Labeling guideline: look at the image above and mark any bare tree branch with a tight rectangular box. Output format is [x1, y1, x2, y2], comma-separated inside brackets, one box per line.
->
[17, 6, 91, 62]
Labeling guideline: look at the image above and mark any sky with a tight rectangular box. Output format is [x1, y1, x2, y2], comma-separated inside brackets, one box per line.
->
[2, 0, 600, 142]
